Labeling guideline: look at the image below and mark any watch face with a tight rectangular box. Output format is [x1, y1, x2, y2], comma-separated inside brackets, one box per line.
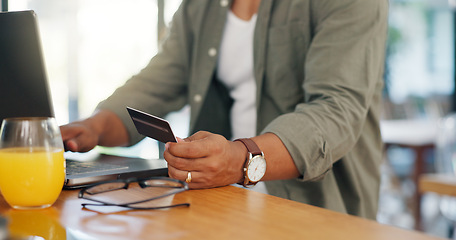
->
[247, 155, 266, 182]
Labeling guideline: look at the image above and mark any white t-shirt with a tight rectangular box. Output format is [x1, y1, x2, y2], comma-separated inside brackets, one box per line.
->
[217, 11, 257, 140]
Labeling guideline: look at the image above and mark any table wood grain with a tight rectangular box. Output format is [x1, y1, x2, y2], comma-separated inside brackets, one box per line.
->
[0, 185, 444, 240]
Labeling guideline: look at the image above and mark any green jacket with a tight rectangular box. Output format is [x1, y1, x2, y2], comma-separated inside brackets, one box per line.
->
[98, 0, 388, 219]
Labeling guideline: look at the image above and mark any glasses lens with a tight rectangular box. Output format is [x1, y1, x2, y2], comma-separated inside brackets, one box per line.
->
[80, 178, 189, 209]
[85, 182, 127, 195]
[141, 178, 185, 188]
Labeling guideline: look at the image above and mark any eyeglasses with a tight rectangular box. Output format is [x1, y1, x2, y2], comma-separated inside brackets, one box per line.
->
[78, 177, 190, 210]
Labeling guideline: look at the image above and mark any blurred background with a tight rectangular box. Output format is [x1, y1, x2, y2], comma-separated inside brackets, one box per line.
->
[2, 0, 456, 238]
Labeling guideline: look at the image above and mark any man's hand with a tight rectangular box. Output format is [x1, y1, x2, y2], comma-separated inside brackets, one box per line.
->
[59, 110, 129, 152]
[164, 131, 247, 189]
[60, 120, 101, 152]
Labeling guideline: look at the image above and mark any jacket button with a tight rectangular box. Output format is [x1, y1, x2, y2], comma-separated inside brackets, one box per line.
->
[194, 94, 202, 103]
[220, 0, 229, 7]
[208, 48, 217, 57]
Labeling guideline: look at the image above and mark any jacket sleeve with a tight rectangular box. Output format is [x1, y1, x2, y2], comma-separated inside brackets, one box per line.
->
[262, 0, 388, 181]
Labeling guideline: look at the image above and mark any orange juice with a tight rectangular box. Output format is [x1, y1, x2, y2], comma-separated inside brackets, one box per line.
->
[0, 147, 65, 209]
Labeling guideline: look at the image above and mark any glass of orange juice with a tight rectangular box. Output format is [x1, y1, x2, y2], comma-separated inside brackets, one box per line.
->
[0, 117, 65, 209]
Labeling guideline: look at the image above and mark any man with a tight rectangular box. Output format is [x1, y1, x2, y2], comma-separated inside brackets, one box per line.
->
[61, 0, 388, 220]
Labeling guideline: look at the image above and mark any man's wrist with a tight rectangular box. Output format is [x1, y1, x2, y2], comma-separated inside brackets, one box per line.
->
[90, 110, 129, 146]
[87, 111, 107, 137]
[233, 140, 248, 184]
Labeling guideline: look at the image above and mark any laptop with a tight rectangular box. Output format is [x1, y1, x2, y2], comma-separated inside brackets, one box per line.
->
[0, 10, 168, 189]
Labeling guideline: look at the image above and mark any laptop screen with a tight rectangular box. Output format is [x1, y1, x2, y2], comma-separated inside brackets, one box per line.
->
[0, 10, 54, 123]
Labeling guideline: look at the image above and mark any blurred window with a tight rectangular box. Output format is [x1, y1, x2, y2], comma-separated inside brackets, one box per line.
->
[8, 0, 182, 125]
[386, 0, 455, 106]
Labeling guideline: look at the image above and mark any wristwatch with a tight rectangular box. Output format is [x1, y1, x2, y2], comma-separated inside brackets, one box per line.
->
[234, 138, 267, 187]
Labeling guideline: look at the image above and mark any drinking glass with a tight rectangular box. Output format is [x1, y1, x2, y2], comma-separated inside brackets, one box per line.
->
[0, 117, 65, 209]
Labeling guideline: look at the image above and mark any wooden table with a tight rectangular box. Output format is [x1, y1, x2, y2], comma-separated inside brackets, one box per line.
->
[0, 185, 444, 240]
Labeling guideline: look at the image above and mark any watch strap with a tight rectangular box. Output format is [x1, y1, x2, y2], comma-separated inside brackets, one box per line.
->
[234, 138, 262, 156]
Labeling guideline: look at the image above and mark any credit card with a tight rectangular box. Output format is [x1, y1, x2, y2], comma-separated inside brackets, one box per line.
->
[127, 107, 177, 143]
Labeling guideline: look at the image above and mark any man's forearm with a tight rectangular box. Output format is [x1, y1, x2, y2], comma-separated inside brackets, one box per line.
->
[251, 133, 301, 181]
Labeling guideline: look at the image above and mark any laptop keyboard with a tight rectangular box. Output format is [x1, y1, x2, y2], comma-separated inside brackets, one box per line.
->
[66, 159, 129, 176]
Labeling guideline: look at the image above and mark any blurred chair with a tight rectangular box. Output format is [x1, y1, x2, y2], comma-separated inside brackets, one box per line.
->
[381, 118, 437, 230]
[381, 96, 446, 230]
